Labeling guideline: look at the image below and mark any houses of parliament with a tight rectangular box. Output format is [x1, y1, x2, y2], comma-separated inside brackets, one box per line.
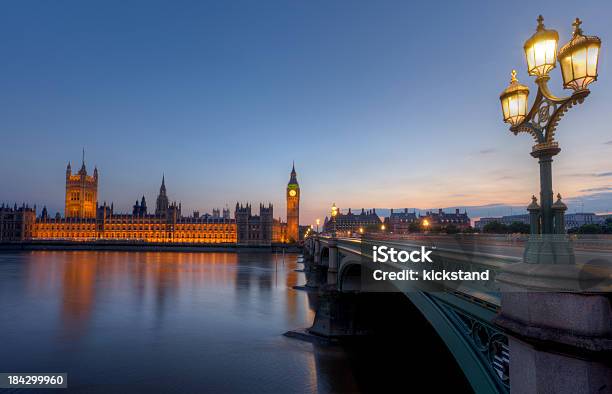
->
[0, 157, 301, 246]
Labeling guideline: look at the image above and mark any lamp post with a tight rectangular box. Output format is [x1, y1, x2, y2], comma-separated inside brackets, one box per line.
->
[331, 203, 338, 238]
[316, 218, 320, 234]
[422, 219, 430, 233]
[500, 16, 600, 263]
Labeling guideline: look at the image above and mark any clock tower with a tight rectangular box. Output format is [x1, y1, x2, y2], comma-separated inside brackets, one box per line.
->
[286, 162, 300, 242]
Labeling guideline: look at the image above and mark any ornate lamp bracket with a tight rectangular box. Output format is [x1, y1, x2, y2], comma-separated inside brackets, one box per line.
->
[510, 77, 589, 157]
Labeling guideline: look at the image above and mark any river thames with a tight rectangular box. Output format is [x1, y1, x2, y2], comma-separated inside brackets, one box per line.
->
[0, 251, 469, 393]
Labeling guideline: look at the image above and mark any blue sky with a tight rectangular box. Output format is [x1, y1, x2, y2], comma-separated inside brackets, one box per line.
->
[1, 0, 610, 224]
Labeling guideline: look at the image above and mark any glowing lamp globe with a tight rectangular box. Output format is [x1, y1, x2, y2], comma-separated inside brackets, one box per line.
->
[558, 18, 601, 91]
[524, 15, 559, 78]
[331, 203, 338, 218]
[500, 70, 530, 126]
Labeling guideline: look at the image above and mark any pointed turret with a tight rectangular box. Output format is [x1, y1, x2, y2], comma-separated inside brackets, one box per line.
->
[288, 161, 298, 186]
[155, 175, 170, 216]
[78, 148, 87, 175]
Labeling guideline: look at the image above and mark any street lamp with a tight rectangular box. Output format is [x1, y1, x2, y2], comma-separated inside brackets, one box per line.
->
[500, 16, 601, 263]
[559, 19, 601, 91]
[523, 15, 559, 78]
[500, 70, 529, 126]
[331, 203, 338, 237]
[500, 16, 601, 233]
[316, 218, 320, 233]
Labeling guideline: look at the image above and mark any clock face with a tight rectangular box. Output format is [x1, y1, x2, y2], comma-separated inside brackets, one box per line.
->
[289, 190, 297, 197]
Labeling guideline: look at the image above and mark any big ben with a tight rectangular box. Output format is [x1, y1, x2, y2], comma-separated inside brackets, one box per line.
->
[286, 162, 300, 242]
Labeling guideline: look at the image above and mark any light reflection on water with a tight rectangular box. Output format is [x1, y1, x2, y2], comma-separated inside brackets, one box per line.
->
[0, 251, 361, 393]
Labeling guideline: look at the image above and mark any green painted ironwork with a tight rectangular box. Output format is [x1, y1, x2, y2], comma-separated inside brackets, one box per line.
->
[314, 237, 512, 394]
[406, 292, 509, 394]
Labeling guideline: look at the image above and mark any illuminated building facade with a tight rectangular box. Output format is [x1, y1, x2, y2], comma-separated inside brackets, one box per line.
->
[65, 156, 98, 219]
[385, 208, 418, 234]
[420, 209, 471, 230]
[286, 163, 300, 242]
[323, 208, 382, 233]
[0, 159, 296, 245]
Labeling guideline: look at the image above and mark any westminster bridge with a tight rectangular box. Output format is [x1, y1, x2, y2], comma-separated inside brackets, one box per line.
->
[302, 235, 611, 394]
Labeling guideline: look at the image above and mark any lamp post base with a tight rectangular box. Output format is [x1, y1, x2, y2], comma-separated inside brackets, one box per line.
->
[524, 235, 575, 265]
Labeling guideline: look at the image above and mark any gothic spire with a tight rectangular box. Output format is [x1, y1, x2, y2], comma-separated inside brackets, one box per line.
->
[288, 162, 298, 185]
[78, 148, 87, 175]
[160, 174, 166, 194]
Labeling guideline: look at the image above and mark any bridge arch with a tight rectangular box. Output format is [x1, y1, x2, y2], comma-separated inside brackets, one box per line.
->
[338, 262, 361, 292]
[401, 292, 506, 394]
[319, 237, 508, 394]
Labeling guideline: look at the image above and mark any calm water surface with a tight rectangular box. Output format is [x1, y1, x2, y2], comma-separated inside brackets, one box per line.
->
[0, 251, 469, 393]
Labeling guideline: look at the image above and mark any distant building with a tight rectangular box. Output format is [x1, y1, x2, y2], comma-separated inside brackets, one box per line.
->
[421, 209, 471, 230]
[7, 157, 295, 245]
[475, 212, 607, 231]
[385, 208, 418, 234]
[298, 225, 310, 240]
[235, 203, 281, 246]
[565, 212, 604, 230]
[475, 214, 530, 230]
[323, 208, 382, 233]
[0, 204, 36, 241]
[474, 217, 498, 230]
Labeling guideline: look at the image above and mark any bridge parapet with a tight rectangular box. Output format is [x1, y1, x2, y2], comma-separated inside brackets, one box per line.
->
[494, 264, 611, 394]
[315, 236, 520, 305]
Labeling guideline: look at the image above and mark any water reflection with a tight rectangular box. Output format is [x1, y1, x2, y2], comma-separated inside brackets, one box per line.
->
[1, 251, 468, 393]
[20, 251, 313, 338]
[0, 251, 355, 393]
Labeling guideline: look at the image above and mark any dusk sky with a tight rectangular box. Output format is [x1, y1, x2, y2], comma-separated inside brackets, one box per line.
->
[1, 0, 611, 224]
